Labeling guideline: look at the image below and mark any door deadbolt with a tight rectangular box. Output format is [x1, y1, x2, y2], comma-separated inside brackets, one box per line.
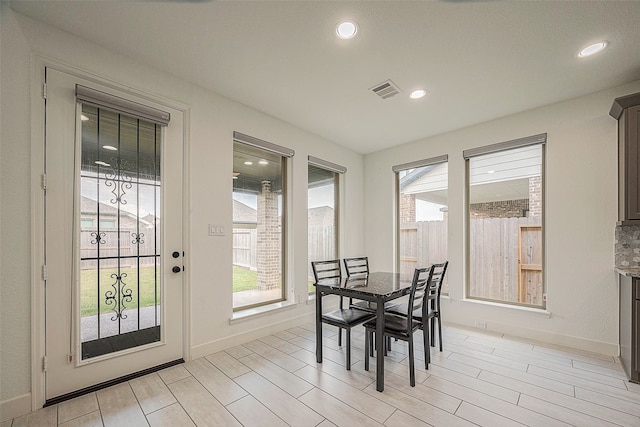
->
[172, 251, 180, 258]
[172, 266, 181, 273]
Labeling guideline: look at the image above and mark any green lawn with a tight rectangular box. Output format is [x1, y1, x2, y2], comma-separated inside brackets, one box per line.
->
[233, 266, 258, 292]
[81, 266, 309, 316]
[80, 266, 159, 317]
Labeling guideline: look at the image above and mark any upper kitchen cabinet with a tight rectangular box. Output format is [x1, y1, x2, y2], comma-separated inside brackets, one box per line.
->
[611, 92, 640, 224]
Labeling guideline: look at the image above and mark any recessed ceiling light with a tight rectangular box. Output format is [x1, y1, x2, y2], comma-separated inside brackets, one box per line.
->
[102, 145, 118, 151]
[336, 20, 358, 39]
[244, 161, 253, 166]
[409, 89, 427, 99]
[487, 170, 495, 174]
[95, 161, 110, 167]
[258, 159, 269, 165]
[81, 114, 89, 121]
[579, 41, 608, 57]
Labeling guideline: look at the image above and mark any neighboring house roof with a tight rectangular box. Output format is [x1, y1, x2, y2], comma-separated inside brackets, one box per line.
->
[233, 199, 257, 224]
[80, 196, 155, 227]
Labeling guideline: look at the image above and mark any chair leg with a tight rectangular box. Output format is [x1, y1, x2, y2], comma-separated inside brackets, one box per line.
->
[430, 317, 435, 347]
[369, 331, 374, 357]
[423, 325, 431, 369]
[346, 328, 351, 370]
[408, 339, 415, 387]
[437, 315, 443, 352]
[338, 327, 342, 346]
[364, 329, 370, 371]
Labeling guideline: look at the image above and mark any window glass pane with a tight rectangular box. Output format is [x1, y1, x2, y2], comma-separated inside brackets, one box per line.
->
[233, 142, 285, 309]
[468, 144, 544, 307]
[397, 162, 448, 292]
[308, 164, 338, 293]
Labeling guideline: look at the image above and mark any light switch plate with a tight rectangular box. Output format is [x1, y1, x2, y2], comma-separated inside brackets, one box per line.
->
[209, 224, 225, 236]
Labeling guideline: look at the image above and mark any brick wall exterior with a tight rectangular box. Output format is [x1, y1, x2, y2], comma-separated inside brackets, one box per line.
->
[470, 199, 529, 219]
[470, 175, 542, 219]
[400, 193, 416, 223]
[257, 181, 280, 290]
[529, 176, 542, 217]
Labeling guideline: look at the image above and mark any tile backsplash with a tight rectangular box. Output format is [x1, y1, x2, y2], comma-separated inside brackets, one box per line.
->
[616, 225, 640, 267]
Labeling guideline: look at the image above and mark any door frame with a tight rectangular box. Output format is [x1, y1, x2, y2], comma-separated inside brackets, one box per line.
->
[30, 56, 191, 409]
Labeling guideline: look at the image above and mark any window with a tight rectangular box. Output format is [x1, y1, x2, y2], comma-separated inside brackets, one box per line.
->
[99, 219, 116, 229]
[232, 132, 293, 310]
[308, 157, 344, 294]
[395, 156, 449, 293]
[80, 219, 94, 228]
[465, 134, 545, 308]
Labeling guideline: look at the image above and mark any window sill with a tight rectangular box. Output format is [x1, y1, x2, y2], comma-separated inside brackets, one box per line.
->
[229, 300, 297, 324]
[459, 297, 552, 318]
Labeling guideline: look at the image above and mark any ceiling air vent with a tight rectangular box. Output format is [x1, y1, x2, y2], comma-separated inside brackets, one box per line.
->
[370, 79, 401, 99]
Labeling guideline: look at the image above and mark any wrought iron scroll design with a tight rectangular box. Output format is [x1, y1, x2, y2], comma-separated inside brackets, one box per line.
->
[132, 232, 144, 244]
[104, 158, 134, 205]
[90, 232, 106, 245]
[105, 272, 133, 321]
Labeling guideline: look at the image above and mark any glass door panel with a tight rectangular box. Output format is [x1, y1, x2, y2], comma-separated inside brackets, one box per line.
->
[79, 104, 162, 359]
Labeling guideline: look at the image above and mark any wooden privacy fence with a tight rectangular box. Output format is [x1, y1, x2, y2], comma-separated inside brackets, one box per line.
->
[233, 228, 257, 270]
[307, 225, 336, 278]
[400, 217, 542, 305]
[80, 228, 158, 269]
[233, 225, 335, 279]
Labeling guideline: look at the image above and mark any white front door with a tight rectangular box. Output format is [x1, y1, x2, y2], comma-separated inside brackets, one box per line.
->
[44, 67, 185, 401]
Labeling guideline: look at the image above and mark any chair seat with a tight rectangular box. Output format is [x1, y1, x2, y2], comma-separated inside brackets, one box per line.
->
[322, 308, 375, 327]
[386, 303, 427, 320]
[350, 300, 400, 312]
[363, 313, 421, 336]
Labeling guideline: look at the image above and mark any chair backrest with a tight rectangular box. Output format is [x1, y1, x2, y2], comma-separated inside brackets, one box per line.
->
[311, 260, 342, 283]
[343, 257, 369, 277]
[426, 261, 449, 314]
[406, 265, 436, 321]
[429, 261, 449, 295]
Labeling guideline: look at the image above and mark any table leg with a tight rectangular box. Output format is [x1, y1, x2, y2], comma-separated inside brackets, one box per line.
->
[316, 289, 323, 363]
[376, 297, 385, 392]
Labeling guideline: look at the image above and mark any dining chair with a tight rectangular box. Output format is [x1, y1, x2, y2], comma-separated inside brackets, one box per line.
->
[312, 260, 375, 370]
[363, 265, 435, 386]
[387, 261, 449, 352]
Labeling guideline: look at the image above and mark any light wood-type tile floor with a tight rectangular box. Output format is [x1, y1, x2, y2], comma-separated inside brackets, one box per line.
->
[5, 323, 640, 426]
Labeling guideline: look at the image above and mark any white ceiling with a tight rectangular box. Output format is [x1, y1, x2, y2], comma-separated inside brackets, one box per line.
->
[9, 1, 640, 154]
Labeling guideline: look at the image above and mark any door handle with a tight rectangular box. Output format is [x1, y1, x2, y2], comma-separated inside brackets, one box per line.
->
[172, 266, 181, 273]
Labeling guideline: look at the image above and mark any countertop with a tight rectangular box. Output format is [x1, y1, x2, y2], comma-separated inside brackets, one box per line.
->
[616, 266, 640, 278]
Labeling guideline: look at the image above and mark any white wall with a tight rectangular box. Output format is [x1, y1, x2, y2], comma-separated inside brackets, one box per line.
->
[0, 5, 35, 420]
[0, 7, 364, 416]
[365, 79, 640, 355]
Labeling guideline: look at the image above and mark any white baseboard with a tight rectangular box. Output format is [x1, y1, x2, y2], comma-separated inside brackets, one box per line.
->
[190, 311, 316, 360]
[0, 393, 32, 422]
[446, 320, 619, 357]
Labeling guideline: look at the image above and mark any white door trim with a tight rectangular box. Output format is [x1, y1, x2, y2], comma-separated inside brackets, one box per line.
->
[30, 55, 191, 409]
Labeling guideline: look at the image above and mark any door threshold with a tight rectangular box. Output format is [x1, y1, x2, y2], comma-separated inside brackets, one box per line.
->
[44, 358, 184, 407]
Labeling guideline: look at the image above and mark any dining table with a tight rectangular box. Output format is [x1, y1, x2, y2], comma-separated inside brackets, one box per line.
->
[314, 271, 415, 392]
